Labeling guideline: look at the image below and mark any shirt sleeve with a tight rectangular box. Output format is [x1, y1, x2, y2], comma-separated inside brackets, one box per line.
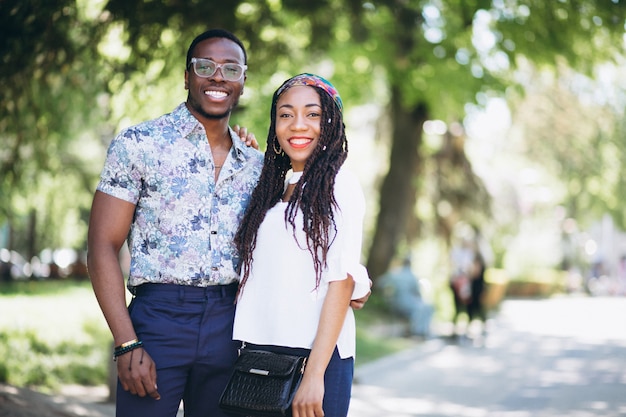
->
[96, 129, 142, 204]
[323, 169, 371, 299]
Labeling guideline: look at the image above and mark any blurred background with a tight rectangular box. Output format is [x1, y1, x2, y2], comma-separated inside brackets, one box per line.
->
[1, 0, 626, 405]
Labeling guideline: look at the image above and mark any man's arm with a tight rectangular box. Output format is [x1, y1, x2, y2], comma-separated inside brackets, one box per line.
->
[87, 191, 160, 400]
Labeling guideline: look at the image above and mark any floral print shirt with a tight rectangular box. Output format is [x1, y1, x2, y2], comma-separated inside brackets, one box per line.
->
[97, 103, 264, 289]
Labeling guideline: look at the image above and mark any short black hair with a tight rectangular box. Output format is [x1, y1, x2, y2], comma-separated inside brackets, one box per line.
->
[186, 29, 247, 69]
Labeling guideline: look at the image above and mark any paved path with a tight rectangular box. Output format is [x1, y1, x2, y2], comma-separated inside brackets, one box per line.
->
[349, 295, 626, 417]
[33, 295, 626, 417]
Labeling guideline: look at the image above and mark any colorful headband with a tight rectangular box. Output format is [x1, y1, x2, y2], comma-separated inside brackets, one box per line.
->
[275, 73, 343, 112]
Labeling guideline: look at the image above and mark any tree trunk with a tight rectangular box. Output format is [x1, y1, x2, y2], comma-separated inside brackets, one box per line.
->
[366, 88, 428, 281]
[27, 209, 36, 260]
[107, 340, 117, 403]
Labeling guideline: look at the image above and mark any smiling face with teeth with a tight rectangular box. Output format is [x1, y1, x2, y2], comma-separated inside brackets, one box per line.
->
[275, 85, 322, 172]
[185, 37, 246, 123]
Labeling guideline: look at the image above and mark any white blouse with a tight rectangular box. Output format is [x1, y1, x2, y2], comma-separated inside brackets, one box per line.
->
[232, 168, 369, 359]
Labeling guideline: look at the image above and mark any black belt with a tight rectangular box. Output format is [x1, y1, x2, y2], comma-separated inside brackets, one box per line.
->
[133, 283, 238, 300]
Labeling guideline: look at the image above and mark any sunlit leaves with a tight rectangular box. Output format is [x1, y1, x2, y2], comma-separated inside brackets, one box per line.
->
[0, 0, 108, 252]
[2, 0, 626, 263]
[508, 62, 626, 230]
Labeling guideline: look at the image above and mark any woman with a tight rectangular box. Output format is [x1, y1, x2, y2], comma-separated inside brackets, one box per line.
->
[233, 73, 369, 417]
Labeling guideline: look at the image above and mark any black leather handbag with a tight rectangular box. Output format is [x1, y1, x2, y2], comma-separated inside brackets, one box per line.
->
[219, 348, 308, 417]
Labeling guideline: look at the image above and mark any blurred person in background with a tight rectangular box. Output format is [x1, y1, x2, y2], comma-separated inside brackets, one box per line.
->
[467, 250, 488, 335]
[378, 256, 434, 339]
[449, 238, 474, 335]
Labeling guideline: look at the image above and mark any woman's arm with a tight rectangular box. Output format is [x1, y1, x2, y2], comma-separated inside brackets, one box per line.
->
[291, 275, 355, 417]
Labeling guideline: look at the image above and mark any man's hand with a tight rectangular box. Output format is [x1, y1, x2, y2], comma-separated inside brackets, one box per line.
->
[232, 124, 259, 150]
[350, 279, 372, 310]
[116, 348, 161, 400]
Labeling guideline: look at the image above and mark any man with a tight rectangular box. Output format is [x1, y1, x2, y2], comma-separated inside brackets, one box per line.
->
[378, 256, 433, 338]
[87, 29, 369, 417]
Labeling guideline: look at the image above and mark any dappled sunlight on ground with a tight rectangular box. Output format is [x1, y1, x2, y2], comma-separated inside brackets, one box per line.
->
[497, 295, 626, 342]
[350, 295, 626, 417]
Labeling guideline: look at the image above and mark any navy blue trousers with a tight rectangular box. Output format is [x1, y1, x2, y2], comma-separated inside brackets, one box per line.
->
[116, 283, 240, 417]
[244, 343, 354, 417]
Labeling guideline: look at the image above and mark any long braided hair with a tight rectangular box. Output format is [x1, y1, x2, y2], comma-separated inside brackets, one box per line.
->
[235, 77, 348, 292]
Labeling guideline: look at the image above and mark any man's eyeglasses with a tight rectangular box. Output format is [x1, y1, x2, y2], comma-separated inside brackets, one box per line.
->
[189, 58, 247, 81]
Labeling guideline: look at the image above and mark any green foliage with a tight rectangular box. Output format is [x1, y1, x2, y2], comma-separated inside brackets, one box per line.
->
[354, 294, 417, 364]
[0, 281, 111, 390]
[2, 0, 626, 283]
[0, 325, 109, 389]
[0, 279, 414, 392]
[1, 0, 110, 254]
[493, 0, 626, 73]
[0, 279, 87, 296]
[507, 63, 626, 230]
[355, 326, 413, 365]
[2, 3, 625, 392]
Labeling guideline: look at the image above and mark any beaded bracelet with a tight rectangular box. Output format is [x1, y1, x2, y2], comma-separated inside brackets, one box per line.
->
[113, 340, 143, 360]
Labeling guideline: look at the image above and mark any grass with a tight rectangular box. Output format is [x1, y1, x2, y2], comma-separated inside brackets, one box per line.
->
[0, 280, 110, 391]
[0, 279, 415, 392]
[353, 294, 417, 365]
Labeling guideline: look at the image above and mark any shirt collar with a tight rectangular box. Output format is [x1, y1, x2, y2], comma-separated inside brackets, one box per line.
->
[228, 126, 248, 163]
[171, 103, 201, 138]
[172, 103, 249, 163]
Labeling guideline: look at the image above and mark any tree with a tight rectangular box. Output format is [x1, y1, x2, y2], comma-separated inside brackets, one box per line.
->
[93, 0, 495, 279]
[331, 0, 626, 280]
[508, 61, 626, 230]
[0, 0, 109, 256]
[2, 0, 625, 282]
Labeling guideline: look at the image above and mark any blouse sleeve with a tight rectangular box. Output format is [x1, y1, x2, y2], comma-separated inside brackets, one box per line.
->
[323, 169, 371, 299]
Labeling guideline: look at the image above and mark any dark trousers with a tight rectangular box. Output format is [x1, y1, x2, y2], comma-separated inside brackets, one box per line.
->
[468, 278, 486, 322]
[245, 343, 354, 417]
[116, 283, 240, 417]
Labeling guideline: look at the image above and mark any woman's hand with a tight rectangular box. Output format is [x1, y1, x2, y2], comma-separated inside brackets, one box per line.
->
[232, 124, 259, 149]
[291, 375, 325, 417]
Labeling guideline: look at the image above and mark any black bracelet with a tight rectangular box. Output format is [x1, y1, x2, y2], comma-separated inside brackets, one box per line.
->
[115, 338, 139, 351]
[113, 340, 143, 360]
